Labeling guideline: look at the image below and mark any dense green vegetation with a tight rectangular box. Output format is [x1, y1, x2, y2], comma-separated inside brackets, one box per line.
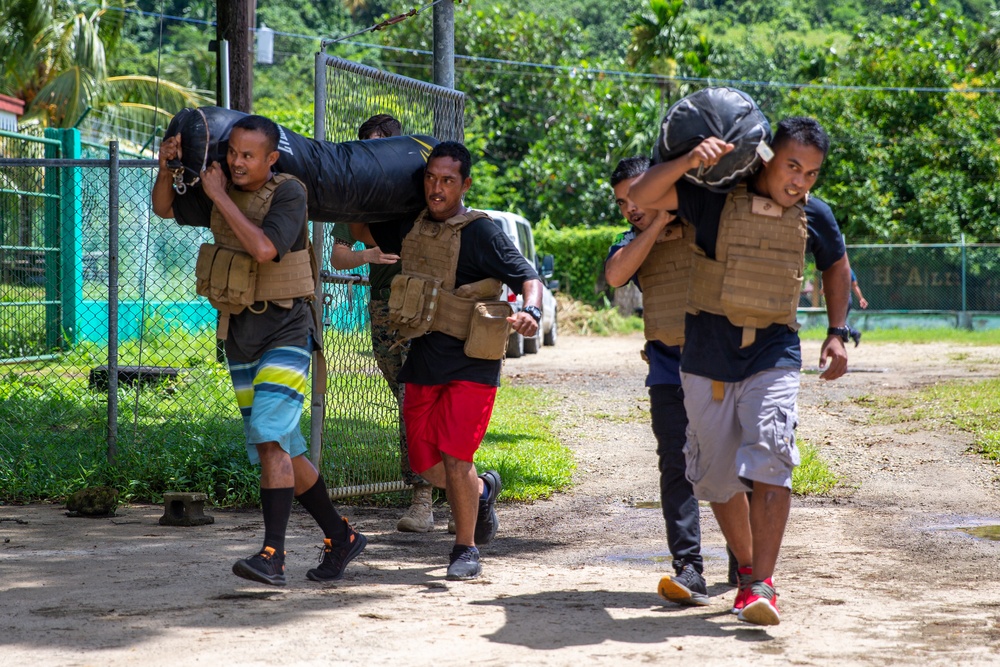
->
[5, 0, 999, 292]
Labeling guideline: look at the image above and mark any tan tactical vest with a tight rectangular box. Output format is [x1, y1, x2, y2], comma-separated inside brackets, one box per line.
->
[388, 208, 513, 360]
[636, 221, 694, 347]
[195, 173, 317, 340]
[686, 184, 807, 348]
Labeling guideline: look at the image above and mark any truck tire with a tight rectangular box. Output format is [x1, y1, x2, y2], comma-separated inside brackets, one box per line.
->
[543, 314, 558, 346]
[524, 327, 542, 354]
[506, 332, 524, 358]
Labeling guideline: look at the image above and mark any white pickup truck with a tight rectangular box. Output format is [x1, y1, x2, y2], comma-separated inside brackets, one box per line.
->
[484, 210, 559, 357]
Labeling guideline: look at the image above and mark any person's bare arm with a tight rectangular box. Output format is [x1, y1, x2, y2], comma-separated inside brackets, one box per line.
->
[853, 280, 869, 309]
[200, 162, 277, 263]
[629, 137, 734, 210]
[818, 255, 851, 380]
[151, 135, 181, 219]
[329, 241, 400, 271]
[604, 211, 676, 287]
[507, 278, 543, 338]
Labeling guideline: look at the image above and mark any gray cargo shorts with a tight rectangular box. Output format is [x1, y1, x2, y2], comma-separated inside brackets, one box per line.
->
[680, 368, 800, 503]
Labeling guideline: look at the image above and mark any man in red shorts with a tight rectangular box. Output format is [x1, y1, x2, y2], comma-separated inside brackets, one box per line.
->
[388, 141, 543, 580]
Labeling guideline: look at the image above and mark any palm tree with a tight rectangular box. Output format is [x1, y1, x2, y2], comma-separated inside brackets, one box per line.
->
[626, 0, 712, 116]
[0, 0, 211, 134]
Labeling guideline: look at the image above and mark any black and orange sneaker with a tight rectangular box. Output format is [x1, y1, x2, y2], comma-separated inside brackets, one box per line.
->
[306, 518, 367, 582]
[232, 546, 287, 586]
[658, 562, 710, 606]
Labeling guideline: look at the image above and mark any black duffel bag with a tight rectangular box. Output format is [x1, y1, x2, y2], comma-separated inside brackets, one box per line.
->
[163, 106, 436, 226]
[654, 87, 771, 193]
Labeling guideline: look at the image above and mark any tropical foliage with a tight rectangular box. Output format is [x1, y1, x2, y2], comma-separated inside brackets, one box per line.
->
[0, 0, 211, 132]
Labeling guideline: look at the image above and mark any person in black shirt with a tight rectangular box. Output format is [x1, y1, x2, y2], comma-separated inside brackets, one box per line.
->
[392, 141, 543, 581]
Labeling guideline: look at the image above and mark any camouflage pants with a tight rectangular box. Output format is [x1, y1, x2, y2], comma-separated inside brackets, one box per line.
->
[369, 298, 428, 486]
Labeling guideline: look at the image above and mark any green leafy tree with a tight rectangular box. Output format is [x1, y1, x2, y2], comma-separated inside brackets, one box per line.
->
[0, 0, 210, 129]
[785, 1, 1000, 242]
[626, 0, 714, 113]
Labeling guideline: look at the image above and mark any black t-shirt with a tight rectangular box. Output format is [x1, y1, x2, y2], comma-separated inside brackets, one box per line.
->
[179, 178, 315, 363]
[396, 212, 539, 387]
[675, 179, 845, 382]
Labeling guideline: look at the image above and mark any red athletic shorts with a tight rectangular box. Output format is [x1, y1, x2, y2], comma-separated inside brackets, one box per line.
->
[403, 380, 497, 474]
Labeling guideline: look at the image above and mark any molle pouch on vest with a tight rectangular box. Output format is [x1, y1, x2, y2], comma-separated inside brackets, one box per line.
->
[195, 243, 220, 298]
[464, 301, 513, 360]
[224, 251, 258, 307]
[388, 273, 438, 331]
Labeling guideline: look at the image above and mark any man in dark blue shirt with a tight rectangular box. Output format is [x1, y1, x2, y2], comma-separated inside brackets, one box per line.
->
[630, 117, 851, 626]
[605, 157, 707, 606]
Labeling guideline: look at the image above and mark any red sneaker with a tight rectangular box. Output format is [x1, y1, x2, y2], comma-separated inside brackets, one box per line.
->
[731, 565, 753, 614]
[738, 577, 781, 626]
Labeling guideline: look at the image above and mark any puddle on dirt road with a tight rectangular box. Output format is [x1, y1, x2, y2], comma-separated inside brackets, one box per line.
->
[959, 525, 1000, 541]
[605, 545, 730, 565]
[934, 517, 1000, 542]
[633, 500, 661, 509]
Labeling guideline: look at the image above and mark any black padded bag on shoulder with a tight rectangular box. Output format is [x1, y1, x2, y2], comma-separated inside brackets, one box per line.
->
[163, 106, 436, 226]
[654, 87, 771, 193]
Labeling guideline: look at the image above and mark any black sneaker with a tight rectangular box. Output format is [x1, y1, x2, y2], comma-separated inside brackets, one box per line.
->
[850, 328, 862, 347]
[657, 562, 710, 606]
[446, 545, 482, 581]
[474, 470, 502, 545]
[306, 519, 367, 582]
[232, 545, 287, 586]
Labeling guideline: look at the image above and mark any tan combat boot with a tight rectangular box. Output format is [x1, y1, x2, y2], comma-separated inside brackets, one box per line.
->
[396, 484, 434, 532]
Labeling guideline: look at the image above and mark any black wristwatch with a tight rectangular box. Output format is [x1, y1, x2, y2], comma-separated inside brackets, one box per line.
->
[827, 326, 850, 342]
[522, 305, 542, 323]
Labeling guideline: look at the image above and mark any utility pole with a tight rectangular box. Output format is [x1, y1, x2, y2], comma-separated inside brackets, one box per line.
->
[216, 0, 256, 112]
[432, 0, 455, 90]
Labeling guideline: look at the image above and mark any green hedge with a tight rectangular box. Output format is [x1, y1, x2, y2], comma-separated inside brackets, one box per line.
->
[535, 222, 624, 304]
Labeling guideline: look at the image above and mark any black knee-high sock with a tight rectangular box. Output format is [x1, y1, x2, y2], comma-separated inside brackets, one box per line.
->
[261, 487, 295, 554]
[295, 477, 348, 542]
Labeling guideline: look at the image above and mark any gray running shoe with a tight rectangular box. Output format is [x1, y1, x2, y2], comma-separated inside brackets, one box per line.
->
[474, 470, 502, 545]
[446, 545, 482, 581]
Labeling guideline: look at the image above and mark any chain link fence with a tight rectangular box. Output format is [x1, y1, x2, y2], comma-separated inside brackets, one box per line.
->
[313, 54, 465, 497]
[0, 57, 465, 503]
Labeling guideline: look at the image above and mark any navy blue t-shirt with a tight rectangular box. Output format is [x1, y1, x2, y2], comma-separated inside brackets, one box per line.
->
[675, 179, 845, 382]
[606, 228, 682, 387]
[397, 212, 539, 387]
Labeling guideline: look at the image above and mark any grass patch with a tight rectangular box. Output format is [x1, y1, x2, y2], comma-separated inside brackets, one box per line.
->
[477, 382, 575, 502]
[0, 338, 575, 507]
[862, 378, 1000, 463]
[799, 326, 1000, 346]
[792, 440, 840, 496]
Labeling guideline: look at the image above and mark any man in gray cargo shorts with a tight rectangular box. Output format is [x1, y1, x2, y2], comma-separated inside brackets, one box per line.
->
[630, 117, 851, 626]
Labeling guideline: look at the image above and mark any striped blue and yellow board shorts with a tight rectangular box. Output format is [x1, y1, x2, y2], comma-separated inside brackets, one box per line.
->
[228, 343, 311, 465]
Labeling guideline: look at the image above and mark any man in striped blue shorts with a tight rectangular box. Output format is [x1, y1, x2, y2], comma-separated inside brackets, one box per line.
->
[153, 114, 365, 586]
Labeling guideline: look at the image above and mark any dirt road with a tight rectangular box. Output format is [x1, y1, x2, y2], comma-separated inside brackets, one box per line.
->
[2, 333, 1000, 666]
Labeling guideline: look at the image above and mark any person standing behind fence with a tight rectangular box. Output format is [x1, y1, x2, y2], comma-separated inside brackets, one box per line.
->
[604, 156, 708, 606]
[152, 114, 366, 586]
[388, 141, 543, 580]
[630, 116, 851, 625]
[329, 115, 435, 533]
